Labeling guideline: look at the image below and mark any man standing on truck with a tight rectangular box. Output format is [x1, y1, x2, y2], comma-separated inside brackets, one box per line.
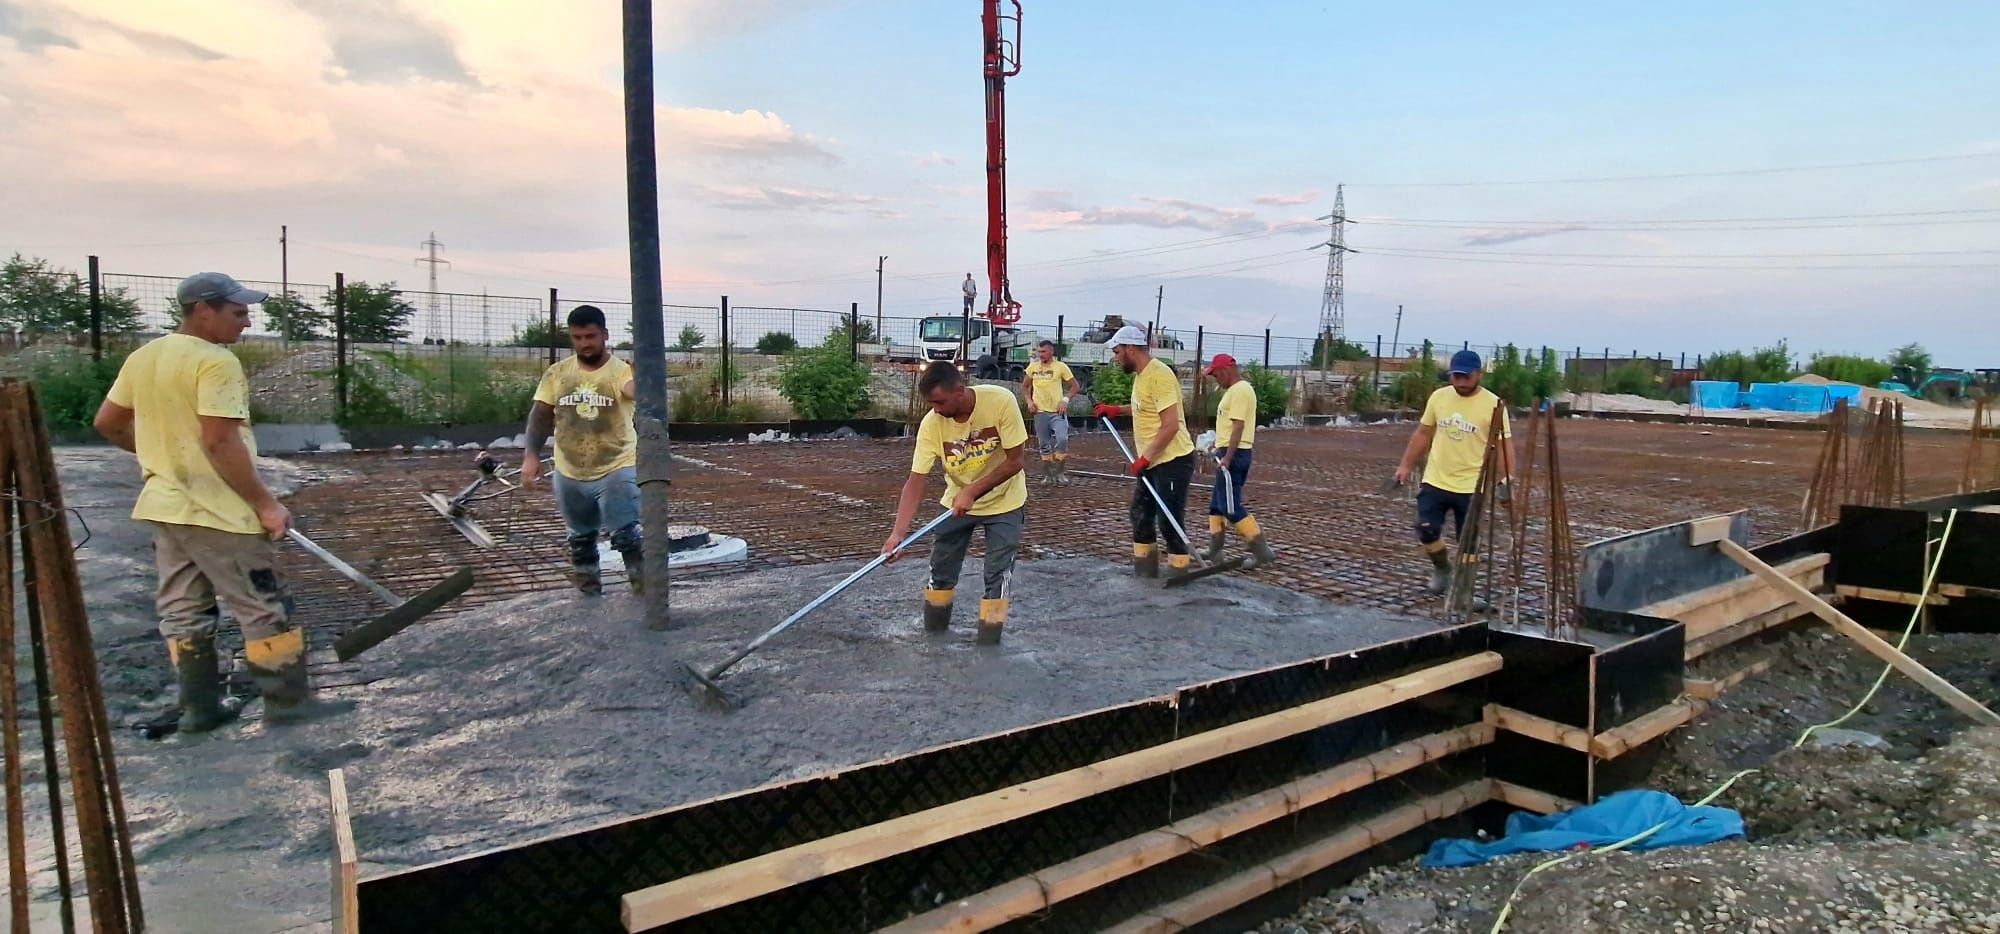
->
[521, 305, 644, 596]
[1021, 340, 1080, 485]
[962, 273, 978, 315]
[883, 362, 1028, 645]
[1093, 325, 1197, 578]
[1393, 349, 1513, 596]
[1202, 354, 1277, 568]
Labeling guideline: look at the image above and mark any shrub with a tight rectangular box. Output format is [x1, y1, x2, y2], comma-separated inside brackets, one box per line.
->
[27, 352, 124, 430]
[1088, 363, 1133, 406]
[1604, 362, 1665, 398]
[341, 281, 417, 343]
[755, 331, 798, 355]
[1808, 354, 1892, 387]
[1703, 342, 1793, 387]
[1201, 364, 1290, 424]
[510, 319, 571, 349]
[1483, 344, 1536, 406]
[1349, 379, 1382, 415]
[264, 291, 328, 341]
[1533, 348, 1562, 400]
[337, 367, 414, 426]
[777, 347, 872, 419]
[672, 324, 705, 352]
[1887, 343, 1932, 383]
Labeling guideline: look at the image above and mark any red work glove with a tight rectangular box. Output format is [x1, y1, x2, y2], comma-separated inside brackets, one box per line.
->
[1093, 403, 1124, 419]
[1129, 456, 1150, 476]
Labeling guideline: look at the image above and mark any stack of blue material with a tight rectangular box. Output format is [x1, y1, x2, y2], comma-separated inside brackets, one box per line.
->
[1691, 380, 1740, 409]
[1743, 382, 1850, 413]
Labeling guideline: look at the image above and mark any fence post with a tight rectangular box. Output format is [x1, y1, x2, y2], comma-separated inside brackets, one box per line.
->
[719, 295, 731, 409]
[1056, 315, 1064, 348]
[1264, 328, 1272, 367]
[547, 287, 559, 365]
[850, 302, 859, 362]
[87, 255, 103, 362]
[334, 273, 348, 420]
[1679, 352, 1686, 370]
[1373, 334, 1383, 391]
[1193, 325, 1206, 433]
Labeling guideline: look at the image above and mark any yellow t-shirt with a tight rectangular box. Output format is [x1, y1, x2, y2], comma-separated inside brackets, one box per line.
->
[1419, 386, 1510, 495]
[1132, 358, 1195, 463]
[1023, 359, 1074, 413]
[534, 355, 638, 482]
[105, 334, 262, 534]
[911, 384, 1029, 516]
[1216, 380, 1257, 449]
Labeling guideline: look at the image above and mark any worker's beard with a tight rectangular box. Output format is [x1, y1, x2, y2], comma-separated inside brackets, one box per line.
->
[1453, 381, 1479, 396]
[577, 348, 606, 366]
[1119, 355, 1138, 374]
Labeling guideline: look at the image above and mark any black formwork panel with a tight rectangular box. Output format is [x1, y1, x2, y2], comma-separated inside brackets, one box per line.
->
[1905, 488, 2000, 512]
[1581, 512, 1752, 612]
[1587, 612, 1686, 797]
[1837, 505, 1928, 592]
[1937, 510, 2000, 592]
[355, 696, 1179, 933]
[1752, 521, 1842, 572]
[1486, 630, 1594, 804]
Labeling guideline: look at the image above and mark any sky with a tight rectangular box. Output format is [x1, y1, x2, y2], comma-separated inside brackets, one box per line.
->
[2, 0, 1997, 364]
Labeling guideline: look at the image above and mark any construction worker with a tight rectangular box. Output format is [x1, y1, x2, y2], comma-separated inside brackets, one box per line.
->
[521, 305, 643, 596]
[963, 273, 978, 314]
[93, 272, 328, 732]
[1203, 354, 1277, 568]
[1393, 349, 1513, 595]
[883, 362, 1028, 645]
[1093, 325, 1196, 578]
[1020, 340, 1080, 485]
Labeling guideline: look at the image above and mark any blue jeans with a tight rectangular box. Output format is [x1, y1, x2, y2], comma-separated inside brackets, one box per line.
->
[554, 466, 642, 564]
[1208, 448, 1254, 523]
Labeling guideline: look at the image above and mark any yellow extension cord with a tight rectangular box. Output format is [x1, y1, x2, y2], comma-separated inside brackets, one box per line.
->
[1488, 509, 1963, 933]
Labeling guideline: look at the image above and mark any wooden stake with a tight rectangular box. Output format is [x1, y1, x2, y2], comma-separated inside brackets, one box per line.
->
[1483, 704, 1592, 753]
[330, 770, 359, 934]
[620, 651, 1504, 930]
[1716, 539, 1999, 725]
[1, 388, 28, 934]
[1492, 779, 1582, 816]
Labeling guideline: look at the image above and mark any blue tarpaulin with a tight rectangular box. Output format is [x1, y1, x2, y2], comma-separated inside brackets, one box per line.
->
[1421, 790, 1744, 868]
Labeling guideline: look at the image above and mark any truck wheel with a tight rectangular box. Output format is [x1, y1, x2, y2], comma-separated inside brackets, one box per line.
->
[975, 354, 999, 379]
[1007, 364, 1026, 382]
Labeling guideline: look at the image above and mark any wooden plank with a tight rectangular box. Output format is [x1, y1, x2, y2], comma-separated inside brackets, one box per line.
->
[1835, 584, 1947, 607]
[0, 390, 26, 934]
[1634, 553, 1826, 619]
[1589, 698, 1706, 760]
[1102, 781, 1493, 934]
[619, 650, 1505, 931]
[1492, 780, 1581, 816]
[1717, 539, 2000, 725]
[1686, 659, 1774, 700]
[330, 769, 359, 934]
[1684, 605, 1803, 661]
[1484, 703, 1593, 754]
[1635, 554, 1827, 641]
[882, 723, 1495, 934]
[1687, 514, 1736, 546]
[1940, 583, 2000, 600]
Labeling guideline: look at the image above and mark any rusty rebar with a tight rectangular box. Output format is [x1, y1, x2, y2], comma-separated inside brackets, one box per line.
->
[1, 392, 28, 933]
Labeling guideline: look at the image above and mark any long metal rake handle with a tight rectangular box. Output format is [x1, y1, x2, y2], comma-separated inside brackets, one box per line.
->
[287, 529, 401, 606]
[702, 510, 956, 680]
[1100, 417, 1203, 565]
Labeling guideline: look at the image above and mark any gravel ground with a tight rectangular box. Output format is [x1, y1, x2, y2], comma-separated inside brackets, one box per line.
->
[1261, 627, 2000, 933]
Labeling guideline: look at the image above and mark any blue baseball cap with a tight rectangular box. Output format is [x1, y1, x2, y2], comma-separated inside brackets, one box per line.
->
[176, 272, 268, 307]
[1448, 349, 1483, 375]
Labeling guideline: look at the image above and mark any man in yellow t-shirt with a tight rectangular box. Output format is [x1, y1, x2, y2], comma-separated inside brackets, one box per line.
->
[1202, 354, 1277, 569]
[521, 305, 640, 596]
[1393, 350, 1513, 595]
[1020, 340, 1080, 485]
[883, 362, 1028, 644]
[94, 272, 324, 733]
[1092, 325, 1196, 578]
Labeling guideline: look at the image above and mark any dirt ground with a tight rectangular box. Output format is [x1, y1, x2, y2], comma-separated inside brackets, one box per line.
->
[1262, 628, 2000, 933]
[18, 446, 1441, 932]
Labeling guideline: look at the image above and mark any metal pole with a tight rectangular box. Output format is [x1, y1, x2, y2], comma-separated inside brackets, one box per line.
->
[87, 255, 102, 363]
[1153, 285, 1163, 336]
[279, 225, 288, 348]
[334, 273, 348, 419]
[719, 295, 730, 409]
[850, 302, 859, 362]
[1373, 333, 1383, 391]
[1193, 325, 1205, 433]
[547, 287, 559, 365]
[1264, 328, 1272, 367]
[875, 255, 885, 338]
[1056, 314, 1064, 349]
[623, 0, 672, 629]
[1391, 304, 1404, 360]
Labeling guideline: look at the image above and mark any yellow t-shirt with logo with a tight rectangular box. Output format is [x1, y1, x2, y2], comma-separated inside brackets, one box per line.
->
[1023, 359, 1074, 413]
[1419, 386, 1510, 494]
[1132, 358, 1195, 463]
[912, 384, 1029, 516]
[534, 355, 638, 482]
[105, 334, 263, 534]
[1216, 380, 1257, 449]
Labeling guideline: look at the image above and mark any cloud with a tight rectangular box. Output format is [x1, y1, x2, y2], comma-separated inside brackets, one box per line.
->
[1458, 225, 1589, 247]
[661, 107, 838, 163]
[1252, 190, 1320, 206]
[700, 184, 885, 212]
[916, 151, 955, 168]
[299, 0, 474, 85]
[1027, 195, 1263, 233]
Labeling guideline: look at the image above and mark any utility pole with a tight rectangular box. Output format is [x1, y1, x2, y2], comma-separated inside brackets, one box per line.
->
[1391, 304, 1404, 357]
[623, 0, 671, 629]
[415, 232, 450, 344]
[875, 255, 886, 338]
[1314, 184, 1349, 373]
[1153, 285, 1164, 341]
[279, 224, 289, 346]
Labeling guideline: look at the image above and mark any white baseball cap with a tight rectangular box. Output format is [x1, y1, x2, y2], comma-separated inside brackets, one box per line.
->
[1107, 325, 1150, 348]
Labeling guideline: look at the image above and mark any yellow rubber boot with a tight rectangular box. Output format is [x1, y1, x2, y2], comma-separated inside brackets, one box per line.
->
[1133, 543, 1159, 579]
[977, 597, 1008, 645]
[923, 588, 954, 632]
[1168, 553, 1192, 574]
[1424, 541, 1451, 595]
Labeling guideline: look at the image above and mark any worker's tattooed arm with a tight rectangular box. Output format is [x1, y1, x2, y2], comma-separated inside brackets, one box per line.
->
[524, 401, 555, 456]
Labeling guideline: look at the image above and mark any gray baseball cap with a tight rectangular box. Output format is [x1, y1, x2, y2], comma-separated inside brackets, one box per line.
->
[176, 272, 268, 306]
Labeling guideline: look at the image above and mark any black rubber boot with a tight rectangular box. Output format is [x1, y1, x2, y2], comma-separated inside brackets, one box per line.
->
[1425, 548, 1452, 596]
[1133, 546, 1160, 579]
[976, 598, 1008, 646]
[262, 660, 356, 725]
[170, 637, 231, 735]
[1245, 536, 1278, 570]
[923, 589, 954, 632]
[568, 533, 602, 595]
[619, 550, 644, 595]
[1202, 531, 1226, 563]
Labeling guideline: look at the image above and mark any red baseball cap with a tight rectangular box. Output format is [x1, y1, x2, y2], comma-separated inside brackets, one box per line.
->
[1204, 353, 1237, 375]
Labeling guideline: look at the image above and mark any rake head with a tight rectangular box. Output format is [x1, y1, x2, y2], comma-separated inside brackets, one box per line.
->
[676, 661, 741, 711]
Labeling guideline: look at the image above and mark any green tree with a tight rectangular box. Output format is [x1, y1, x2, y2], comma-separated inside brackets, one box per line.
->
[1088, 363, 1134, 406]
[672, 323, 705, 351]
[1205, 363, 1292, 424]
[1483, 344, 1536, 405]
[510, 319, 571, 349]
[0, 254, 143, 335]
[341, 281, 416, 343]
[1702, 341, 1793, 387]
[1392, 340, 1438, 408]
[1308, 334, 1370, 365]
[824, 316, 878, 347]
[1808, 353, 1892, 387]
[1887, 343, 1932, 382]
[1604, 361, 1666, 398]
[264, 290, 329, 341]
[755, 331, 799, 355]
[777, 346, 872, 419]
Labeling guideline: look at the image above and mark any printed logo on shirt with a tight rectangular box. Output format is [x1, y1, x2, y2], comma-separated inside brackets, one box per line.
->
[1438, 411, 1481, 443]
[557, 388, 615, 420]
[942, 427, 1002, 471]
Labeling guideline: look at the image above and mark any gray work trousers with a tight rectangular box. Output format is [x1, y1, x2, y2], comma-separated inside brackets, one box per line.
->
[928, 507, 1025, 599]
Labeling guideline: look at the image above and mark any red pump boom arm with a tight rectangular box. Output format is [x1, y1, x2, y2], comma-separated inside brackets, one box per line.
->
[982, 0, 1022, 327]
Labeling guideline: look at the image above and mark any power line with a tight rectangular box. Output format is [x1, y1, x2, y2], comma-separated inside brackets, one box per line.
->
[1367, 246, 2000, 260]
[1359, 208, 2000, 227]
[1356, 247, 2000, 271]
[1345, 151, 2000, 189]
